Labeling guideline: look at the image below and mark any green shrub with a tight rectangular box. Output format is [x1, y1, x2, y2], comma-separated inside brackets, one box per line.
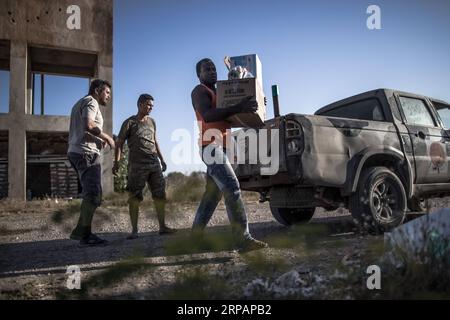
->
[114, 143, 129, 193]
[166, 171, 206, 203]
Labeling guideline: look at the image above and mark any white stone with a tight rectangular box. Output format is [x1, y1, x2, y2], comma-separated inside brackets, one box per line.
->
[384, 208, 450, 265]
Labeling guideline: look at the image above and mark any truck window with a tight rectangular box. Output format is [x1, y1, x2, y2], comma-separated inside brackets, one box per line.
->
[399, 97, 436, 127]
[320, 99, 385, 121]
[434, 102, 450, 129]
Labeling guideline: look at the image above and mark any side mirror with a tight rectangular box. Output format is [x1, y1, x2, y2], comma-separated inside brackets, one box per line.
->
[444, 129, 450, 138]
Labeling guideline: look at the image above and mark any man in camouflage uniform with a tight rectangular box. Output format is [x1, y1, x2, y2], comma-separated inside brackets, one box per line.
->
[113, 94, 176, 239]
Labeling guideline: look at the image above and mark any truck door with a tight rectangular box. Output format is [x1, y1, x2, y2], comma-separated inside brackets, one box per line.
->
[432, 101, 450, 183]
[397, 95, 448, 184]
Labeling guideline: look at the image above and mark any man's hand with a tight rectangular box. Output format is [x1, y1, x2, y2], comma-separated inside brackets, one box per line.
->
[161, 161, 167, 172]
[104, 135, 115, 150]
[84, 131, 108, 150]
[264, 96, 267, 106]
[112, 161, 119, 175]
[224, 56, 231, 71]
[237, 96, 258, 113]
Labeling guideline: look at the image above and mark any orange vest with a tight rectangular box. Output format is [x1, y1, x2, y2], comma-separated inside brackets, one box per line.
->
[195, 84, 231, 147]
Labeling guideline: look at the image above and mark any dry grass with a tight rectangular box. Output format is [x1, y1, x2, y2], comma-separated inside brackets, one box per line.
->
[0, 198, 72, 213]
[164, 267, 233, 300]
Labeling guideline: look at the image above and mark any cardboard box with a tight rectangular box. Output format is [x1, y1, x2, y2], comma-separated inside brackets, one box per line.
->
[229, 54, 263, 88]
[216, 78, 266, 128]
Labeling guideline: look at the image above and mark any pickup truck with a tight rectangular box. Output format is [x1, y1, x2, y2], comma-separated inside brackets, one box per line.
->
[232, 89, 450, 233]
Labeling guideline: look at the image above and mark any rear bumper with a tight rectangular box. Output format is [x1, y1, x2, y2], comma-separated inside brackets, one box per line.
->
[237, 171, 300, 191]
[269, 186, 321, 208]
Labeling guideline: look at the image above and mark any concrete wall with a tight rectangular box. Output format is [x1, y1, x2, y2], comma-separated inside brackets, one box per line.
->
[0, 0, 113, 200]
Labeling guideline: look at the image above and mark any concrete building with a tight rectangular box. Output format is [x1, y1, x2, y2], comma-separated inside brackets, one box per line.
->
[0, 0, 113, 200]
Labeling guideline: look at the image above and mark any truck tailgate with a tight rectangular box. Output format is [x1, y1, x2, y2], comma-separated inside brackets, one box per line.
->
[232, 117, 287, 179]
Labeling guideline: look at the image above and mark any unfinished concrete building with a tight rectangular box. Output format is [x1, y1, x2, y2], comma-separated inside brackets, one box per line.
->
[0, 0, 113, 200]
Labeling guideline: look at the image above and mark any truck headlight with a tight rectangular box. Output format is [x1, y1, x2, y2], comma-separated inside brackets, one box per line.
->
[286, 120, 301, 138]
[287, 139, 300, 153]
[286, 120, 303, 155]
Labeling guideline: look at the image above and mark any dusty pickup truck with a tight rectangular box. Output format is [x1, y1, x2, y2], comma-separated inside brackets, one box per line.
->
[232, 89, 450, 232]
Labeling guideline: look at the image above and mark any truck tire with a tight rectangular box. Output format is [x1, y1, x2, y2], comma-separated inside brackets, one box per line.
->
[269, 205, 316, 226]
[350, 166, 406, 233]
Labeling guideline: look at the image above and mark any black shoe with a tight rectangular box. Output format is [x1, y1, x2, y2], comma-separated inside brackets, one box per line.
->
[126, 233, 139, 240]
[70, 226, 90, 241]
[237, 238, 268, 253]
[70, 233, 83, 241]
[79, 233, 109, 247]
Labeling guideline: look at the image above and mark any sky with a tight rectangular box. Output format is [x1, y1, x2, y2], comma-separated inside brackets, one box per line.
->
[1, 0, 450, 174]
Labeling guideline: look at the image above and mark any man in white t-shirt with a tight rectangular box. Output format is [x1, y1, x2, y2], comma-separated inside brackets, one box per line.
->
[67, 79, 115, 246]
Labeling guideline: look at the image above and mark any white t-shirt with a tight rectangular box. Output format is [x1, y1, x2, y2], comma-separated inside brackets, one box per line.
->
[68, 95, 104, 155]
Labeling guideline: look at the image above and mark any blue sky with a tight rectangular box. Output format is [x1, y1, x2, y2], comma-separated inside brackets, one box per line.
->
[1, 0, 450, 173]
[113, 0, 450, 173]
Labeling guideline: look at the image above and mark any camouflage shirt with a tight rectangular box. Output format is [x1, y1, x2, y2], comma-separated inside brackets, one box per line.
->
[118, 116, 158, 163]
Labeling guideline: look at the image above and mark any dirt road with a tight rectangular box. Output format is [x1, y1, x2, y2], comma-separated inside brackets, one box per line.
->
[0, 196, 446, 299]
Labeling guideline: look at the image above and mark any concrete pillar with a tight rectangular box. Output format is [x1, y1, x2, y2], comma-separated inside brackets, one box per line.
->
[26, 53, 33, 115]
[98, 62, 113, 196]
[8, 40, 27, 200]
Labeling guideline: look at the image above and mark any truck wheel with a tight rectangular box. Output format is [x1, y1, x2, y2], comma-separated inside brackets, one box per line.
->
[269, 205, 316, 226]
[350, 167, 406, 233]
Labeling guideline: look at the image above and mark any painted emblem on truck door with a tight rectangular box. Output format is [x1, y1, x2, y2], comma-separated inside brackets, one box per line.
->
[429, 141, 446, 172]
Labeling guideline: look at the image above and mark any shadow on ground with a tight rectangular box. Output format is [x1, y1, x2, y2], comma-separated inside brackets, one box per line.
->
[0, 215, 360, 277]
[0, 221, 285, 276]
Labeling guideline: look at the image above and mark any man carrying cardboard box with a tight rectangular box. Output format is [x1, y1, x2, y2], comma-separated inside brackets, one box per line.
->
[191, 58, 268, 253]
[218, 54, 266, 127]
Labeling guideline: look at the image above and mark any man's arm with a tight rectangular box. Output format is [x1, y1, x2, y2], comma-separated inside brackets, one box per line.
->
[113, 120, 130, 174]
[153, 123, 166, 172]
[85, 118, 115, 149]
[192, 86, 257, 123]
[112, 137, 125, 174]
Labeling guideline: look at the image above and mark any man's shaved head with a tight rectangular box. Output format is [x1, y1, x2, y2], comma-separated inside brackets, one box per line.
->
[196, 58, 214, 77]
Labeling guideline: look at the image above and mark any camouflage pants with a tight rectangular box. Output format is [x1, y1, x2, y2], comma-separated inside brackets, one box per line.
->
[127, 159, 166, 202]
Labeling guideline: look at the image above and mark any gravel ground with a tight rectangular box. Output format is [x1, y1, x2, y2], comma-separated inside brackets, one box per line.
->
[0, 195, 448, 299]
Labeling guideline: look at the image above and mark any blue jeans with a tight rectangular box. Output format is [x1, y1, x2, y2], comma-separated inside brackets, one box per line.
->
[192, 145, 251, 243]
[68, 152, 102, 206]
